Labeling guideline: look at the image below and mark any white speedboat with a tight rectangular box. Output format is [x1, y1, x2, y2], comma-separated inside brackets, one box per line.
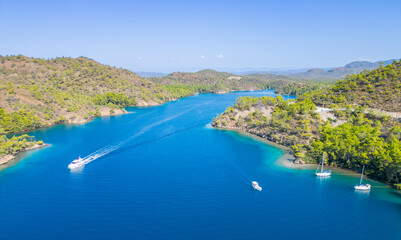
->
[354, 165, 371, 191]
[316, 153, 331, 177]
[252, 181, 262, 191]
[68, 157, 85, 170]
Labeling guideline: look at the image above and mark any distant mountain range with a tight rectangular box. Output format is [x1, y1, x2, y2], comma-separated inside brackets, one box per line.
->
[135, 72, 168, 78]
[147, 59, 397, 85]
[292, 59, 399, 80]
[216, 59, 399, 81]
[232, 69, 308, 76]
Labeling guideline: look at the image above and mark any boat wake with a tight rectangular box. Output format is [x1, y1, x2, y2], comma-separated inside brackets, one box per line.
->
[115, 117, 212, 155]
[78, 144, 121, 166]
[223, 157, 253, 186]
[68, 109, 207, 169]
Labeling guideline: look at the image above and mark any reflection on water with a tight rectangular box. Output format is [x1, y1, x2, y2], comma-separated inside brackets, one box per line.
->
[315, 174, 331, 193]
[354, 189, 371, 195]
[354, 188, 371, 204]
[69, 166, 84, 173]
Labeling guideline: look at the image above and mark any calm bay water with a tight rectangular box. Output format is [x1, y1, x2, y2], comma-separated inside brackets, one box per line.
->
[0, 90, 400, 240]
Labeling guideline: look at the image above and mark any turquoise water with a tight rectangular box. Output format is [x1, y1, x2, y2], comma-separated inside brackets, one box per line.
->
[0, 90, 400, 240]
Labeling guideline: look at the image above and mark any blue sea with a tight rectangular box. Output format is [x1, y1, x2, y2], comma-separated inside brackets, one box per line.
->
[0, 90, 400, 240]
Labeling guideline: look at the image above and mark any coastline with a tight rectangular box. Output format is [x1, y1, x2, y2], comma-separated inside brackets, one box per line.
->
[0, 143, 47, 171]
[0, 91, 214, 172]
[213, 126, 399, 188]
[8, 96, 183, 136]
[213, 126, 311, 169]
[6, 89, 270, 135]
[0, 90, 272, 173]
[66, 107, 128, 125]
[0, 91, 235, 171]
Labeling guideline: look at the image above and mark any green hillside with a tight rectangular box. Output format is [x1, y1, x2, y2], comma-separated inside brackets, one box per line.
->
[149, 68, 317, 96]
[242, 73, 330, 96]
[305, 60, 401, 111]
[0, 55, 176, 133]
[213, 60, 401, 185]
[149, 69, 268, 94]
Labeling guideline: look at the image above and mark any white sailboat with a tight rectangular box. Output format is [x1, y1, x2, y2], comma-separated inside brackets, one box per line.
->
[354, 165, 371, 190]
[315, 153, 331, 177]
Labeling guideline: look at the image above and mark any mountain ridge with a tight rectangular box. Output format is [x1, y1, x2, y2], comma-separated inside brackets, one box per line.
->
[293, 59, 398, 80]
[0, 55, 176, 133]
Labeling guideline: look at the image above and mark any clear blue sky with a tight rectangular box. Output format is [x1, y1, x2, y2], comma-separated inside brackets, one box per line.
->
[0, 0, 400, 72]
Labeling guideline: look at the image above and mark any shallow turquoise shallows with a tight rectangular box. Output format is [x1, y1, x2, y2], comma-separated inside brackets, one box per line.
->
[1, 90, 401, 240]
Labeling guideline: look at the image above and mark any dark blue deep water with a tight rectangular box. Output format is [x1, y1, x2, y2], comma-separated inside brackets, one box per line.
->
[1, 90, 401, 240]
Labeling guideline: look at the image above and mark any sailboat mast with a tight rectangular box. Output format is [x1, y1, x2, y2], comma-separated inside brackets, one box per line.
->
[360, 165, 365, 185]
[321, 153, 325, 173]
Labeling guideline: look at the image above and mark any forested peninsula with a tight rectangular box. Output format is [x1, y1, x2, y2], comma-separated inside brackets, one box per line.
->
[213, 60, 401, 188]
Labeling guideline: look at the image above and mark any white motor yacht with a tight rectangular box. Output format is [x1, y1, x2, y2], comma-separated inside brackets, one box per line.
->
[68, 157, 85, 170]
[252, 181, 262, 191]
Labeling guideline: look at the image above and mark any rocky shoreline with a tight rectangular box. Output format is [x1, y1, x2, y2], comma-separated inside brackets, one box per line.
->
[0, 96, 177, 172]
[0, 98, 172, 172]
[212, 125, 311, 168]
[211, 120, 310, 166]
[212, 125, 401, 189]
[66, 107, 128, 124]
[0, 143, 47, 170]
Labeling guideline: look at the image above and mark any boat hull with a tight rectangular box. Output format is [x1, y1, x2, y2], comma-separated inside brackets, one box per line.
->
[354, 184, 371, 190]
[315, 172, 331, 177]
[68, 163, 84, 170]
